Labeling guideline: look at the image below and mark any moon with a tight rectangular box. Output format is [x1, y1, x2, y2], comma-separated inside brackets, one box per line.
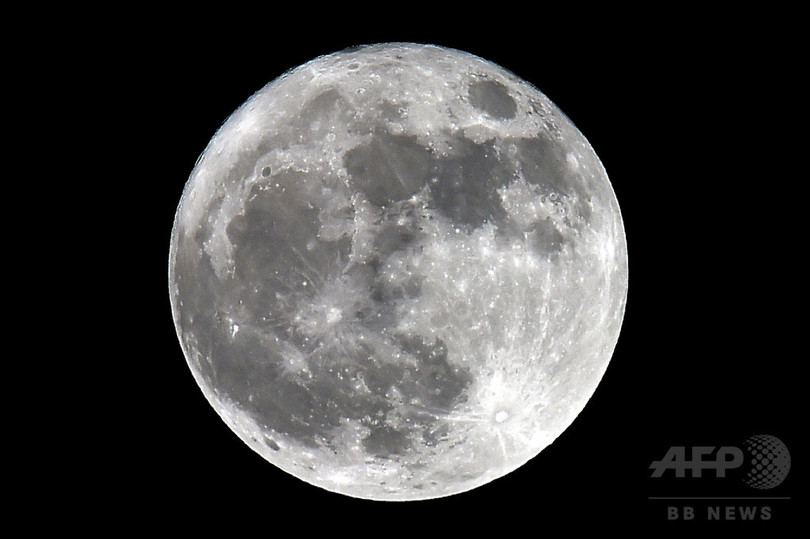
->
[168, 43, 628, 501]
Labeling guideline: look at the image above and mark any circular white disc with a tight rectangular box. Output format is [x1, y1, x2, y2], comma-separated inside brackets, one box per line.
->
[168, 43, 628, 501]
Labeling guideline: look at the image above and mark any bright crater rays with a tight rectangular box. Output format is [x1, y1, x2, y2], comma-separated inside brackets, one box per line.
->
[168, 43, 628, 501]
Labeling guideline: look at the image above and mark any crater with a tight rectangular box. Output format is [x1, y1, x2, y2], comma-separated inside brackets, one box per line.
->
[467, 79, 517, 120]
[295, 88, 354, 135]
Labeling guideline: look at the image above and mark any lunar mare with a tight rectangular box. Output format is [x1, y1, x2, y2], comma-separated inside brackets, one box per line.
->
[169, 43, 628, 500]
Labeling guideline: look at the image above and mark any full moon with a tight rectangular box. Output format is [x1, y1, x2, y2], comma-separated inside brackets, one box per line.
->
[168, 43, 628, 501]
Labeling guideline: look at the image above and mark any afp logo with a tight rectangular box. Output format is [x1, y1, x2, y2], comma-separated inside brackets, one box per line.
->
[650, 434, 791, 489]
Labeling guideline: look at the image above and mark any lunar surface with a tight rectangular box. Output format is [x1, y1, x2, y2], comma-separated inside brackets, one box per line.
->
[168, 43, 628, 500]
